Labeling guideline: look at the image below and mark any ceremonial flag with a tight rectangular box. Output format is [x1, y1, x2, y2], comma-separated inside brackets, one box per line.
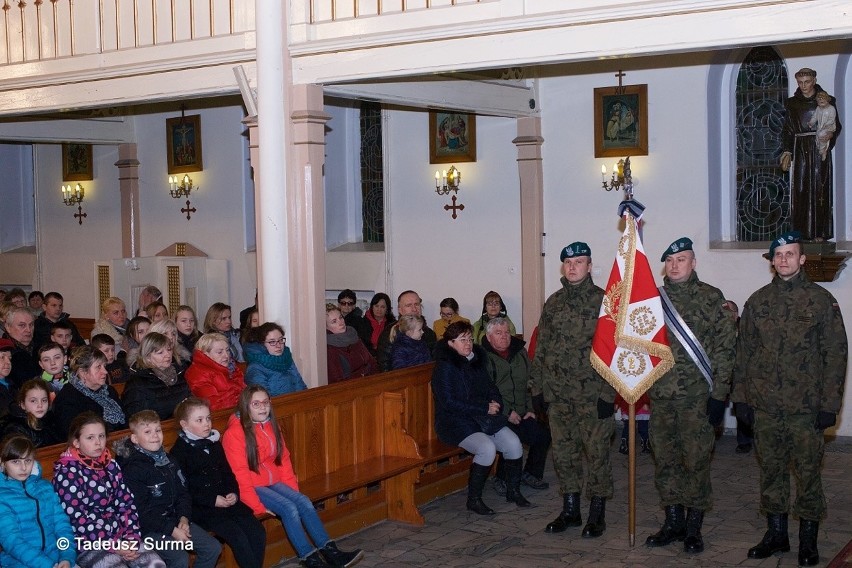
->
[590, 200, 674, 404]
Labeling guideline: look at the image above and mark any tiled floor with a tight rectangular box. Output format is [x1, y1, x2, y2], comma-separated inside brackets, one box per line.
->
[281, 435, 852, 567]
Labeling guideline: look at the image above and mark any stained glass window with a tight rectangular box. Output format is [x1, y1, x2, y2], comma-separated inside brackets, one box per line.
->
[359, 102, 384, 243]
[735, 46, 789, 241]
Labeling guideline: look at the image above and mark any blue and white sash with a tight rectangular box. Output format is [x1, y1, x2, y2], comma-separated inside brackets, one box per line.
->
[658, 287, 713, 392]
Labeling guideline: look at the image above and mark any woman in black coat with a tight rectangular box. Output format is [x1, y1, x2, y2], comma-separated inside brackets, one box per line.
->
[431, 321, 527, 515]
[54, 346, 127, 437]
[122, 332, 191, 420]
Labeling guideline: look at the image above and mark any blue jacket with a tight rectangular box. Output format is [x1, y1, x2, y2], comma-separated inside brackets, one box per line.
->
[0, 462, 77, 568]
[390, 333, 432, 370]
[244, 342, 306, 396]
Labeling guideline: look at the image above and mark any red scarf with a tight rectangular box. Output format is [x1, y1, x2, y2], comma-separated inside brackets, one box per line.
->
[365, 309, 387, 349]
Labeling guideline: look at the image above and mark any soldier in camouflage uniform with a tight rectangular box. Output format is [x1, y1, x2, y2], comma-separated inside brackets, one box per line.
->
[529, 242, 615, 539]
[733, 231, 847, 567]
[646, 237, 736, 554]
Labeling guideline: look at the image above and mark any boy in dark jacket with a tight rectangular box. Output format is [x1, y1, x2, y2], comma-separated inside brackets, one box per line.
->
[118, 410, 222, 568]
[170, 397, 266, 568]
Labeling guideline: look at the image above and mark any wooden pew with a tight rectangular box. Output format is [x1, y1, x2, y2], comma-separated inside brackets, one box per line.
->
[69, 317, 96, 341]
[35, 362, 468, 567]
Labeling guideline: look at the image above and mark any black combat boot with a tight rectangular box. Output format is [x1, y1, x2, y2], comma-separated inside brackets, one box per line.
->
[798, 519, 820, 567]
[466, 463, 496, 515]
[503, 458, 531, 507]
[683, 508, 705, 553]
[581, 496, 607, 538]
[320, 541, 364, 568]
[646, 504, 686, 547]
[545, 492, 581, 533]
[747, 513, 790, 559]
[301, 550, 331, 567]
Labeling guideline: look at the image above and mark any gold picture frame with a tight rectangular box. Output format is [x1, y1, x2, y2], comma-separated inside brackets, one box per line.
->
[594, 84, 649, 158]
[62, 143, 93, 181]
[429, 111, 476, 164]
[166, 114, 203, 174]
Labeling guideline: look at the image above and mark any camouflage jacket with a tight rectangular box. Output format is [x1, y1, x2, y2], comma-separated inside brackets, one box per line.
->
[529, 275, 615, 405]
[650, 272, 736, 402]
[733, 272, 847, 414]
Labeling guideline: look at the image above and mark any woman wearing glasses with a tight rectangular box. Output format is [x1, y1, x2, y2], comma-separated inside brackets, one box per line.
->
[432, 297, 470, 341]
[432, 321, 528, 515]
[186, 332, 247, 411]
[244, 322, 306, 396]
[223, 385, 364, 568]
[472, 291, 516, 344]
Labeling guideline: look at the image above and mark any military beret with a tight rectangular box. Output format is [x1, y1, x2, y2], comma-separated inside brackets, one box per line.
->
[768, 230, 802, 257]
[0, 338, 14, 352]
[660, 237, 693, 262]
[560, 242, 591, 261]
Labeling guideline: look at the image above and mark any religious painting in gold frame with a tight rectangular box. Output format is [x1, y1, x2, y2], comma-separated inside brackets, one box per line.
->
[594, 84, 648, 158]
[166, 114, 203, 174]
[429, 111, 477, 164]
[62, 143, 93, 181]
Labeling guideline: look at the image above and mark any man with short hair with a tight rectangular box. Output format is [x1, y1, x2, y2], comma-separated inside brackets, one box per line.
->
[33, 291, 85, 350]
[530, 242, 614, 539]
[136, 284, 162, 316]
[734, 231, 847, 566]
[5, 306, 40, 392]
[376, 290, 437, 371]
[645, 237, 736, 554]
[482, 317, 551, 494]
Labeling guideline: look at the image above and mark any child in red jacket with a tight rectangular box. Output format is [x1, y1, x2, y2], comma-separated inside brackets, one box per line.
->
[222, 385, 363, 568]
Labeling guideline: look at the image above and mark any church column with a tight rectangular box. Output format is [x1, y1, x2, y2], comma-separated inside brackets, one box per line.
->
[289, 84, 331, 386]
[254, 0, 293, 360]
[513, 117, 545, 337]
[114, 143, 141, 258]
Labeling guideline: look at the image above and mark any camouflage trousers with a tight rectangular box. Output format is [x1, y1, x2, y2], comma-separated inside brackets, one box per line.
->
[549, 402, 614, 498]
[649, 396, 715, 510]
[754, 410, 826, 520]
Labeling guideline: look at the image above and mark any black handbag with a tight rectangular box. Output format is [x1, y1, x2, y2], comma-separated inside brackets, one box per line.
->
[473, 414, 509, 435]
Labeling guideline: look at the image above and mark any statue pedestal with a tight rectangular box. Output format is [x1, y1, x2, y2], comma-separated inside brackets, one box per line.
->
[802, 242, 849, 282]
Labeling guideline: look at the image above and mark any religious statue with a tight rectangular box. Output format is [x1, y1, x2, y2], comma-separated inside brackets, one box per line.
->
[780, 68, 841, 241]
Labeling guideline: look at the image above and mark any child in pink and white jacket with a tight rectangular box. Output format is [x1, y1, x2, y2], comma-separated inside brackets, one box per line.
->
[52, 411, 164, 568]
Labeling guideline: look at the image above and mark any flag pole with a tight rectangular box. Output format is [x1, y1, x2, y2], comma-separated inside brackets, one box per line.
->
[628, 402, 636, 547]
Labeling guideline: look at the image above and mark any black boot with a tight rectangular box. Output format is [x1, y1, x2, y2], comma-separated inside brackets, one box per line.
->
[301, 550, 331, 568]
[683, 508, 705, 553]
[320, 541, 364, 568]
[504, 458, 531, 507]
[747, 513, 790, 559]
[798, 519, 820, 567]
[646, 504, 686, 547]
[545, 492, 581, 533]
[466, 463, 496, 515]
[581, 496, 606, 538]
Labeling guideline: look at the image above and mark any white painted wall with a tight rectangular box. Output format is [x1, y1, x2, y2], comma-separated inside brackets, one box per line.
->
[384, 108, 523, 331]
[34, 104, 257, 321]
[324, 100, 362, 249]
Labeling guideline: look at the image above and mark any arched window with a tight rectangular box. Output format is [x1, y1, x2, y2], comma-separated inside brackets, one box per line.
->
[734, 46, 789, 241]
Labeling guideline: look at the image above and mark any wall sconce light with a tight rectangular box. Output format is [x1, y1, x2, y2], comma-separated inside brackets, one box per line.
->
[61, 183, 87, 225]
[168, 174, 198, 220]
[434, 165, 465, 219]
[600, 156, 633, 198]
[435, 165, 461, 195]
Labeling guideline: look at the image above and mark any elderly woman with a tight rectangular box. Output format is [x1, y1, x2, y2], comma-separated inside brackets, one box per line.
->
[244, 322, 306, 396]
[53, 346, 127, 437]
[358, 292, 396, 356]
[186, 332, 246, 411]
[472, 291, 516, 344]
[326, 304, 378, 384]
[149, 318, 192, 367]
[432, 297, 470, 340]
[91, 296, 130, 353]
[432, 321, 528, 515]
[204, 302, 244, 363]
[122, 332, 191, 420]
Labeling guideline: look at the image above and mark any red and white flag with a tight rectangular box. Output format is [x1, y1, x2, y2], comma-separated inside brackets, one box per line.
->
[590, 205, 674, 404]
